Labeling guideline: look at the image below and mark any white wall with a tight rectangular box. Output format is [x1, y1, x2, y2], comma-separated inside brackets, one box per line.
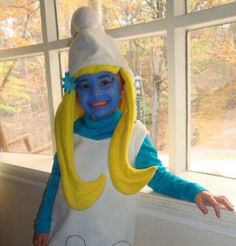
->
[0, 164, 47, 246]
[0, 164, 235, 246]
[136, 212, 236, 246]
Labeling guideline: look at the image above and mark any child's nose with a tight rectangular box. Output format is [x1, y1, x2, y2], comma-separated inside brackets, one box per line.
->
[90, 83, 102, 97]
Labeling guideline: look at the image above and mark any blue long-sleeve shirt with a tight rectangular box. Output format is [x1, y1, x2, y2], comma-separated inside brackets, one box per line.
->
[34, 110, 207, 233]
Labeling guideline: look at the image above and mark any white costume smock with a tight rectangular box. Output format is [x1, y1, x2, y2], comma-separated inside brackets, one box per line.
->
[48, 121, 148, 246]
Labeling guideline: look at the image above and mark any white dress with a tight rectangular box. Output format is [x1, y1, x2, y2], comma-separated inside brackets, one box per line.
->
[49, 121, 148, 246]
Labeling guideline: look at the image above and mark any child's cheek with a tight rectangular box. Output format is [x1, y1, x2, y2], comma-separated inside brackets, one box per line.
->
[77, 92, 89, 112]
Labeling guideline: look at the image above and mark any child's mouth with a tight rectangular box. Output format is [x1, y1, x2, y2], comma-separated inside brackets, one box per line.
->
[90, 100, 109, 108]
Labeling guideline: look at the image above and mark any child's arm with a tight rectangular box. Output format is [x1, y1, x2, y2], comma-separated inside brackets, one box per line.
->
[33, 155, 61, 244]
[135, 135, 234, 216]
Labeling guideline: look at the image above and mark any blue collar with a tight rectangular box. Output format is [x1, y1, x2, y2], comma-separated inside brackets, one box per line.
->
[73, 110, 122, 140]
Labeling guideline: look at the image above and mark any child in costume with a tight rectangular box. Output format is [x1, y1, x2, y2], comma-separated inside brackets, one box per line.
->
[33, 7, 234, 246]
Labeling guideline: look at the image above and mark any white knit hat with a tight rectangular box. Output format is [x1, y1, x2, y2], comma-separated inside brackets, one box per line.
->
[68, 6, 131, 77]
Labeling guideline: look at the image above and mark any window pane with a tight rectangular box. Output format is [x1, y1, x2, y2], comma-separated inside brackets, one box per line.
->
[56, 0, 166, 39]
[188, 23, 236, 178]
[0, 0, 42, 50]
[0, 56, 53, 155]
[102, 0, 166, 29]
[56, 0, 89, 40]
[60, 51, 69, 76]
[59, 36, 169, 166]
[188, 0, 236, 12]
[118, 36, 169, 166]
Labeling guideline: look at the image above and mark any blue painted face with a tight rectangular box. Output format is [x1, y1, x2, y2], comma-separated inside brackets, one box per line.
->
[76, 71, 122, 118]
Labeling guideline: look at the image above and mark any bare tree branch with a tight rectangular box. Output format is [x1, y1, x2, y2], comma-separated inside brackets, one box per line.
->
[0, 3, 36, 91]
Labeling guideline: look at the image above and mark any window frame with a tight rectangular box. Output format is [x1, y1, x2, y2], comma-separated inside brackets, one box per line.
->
[0, 0, 236, 177]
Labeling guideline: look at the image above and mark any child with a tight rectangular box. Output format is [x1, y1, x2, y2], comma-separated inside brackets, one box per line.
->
[33, 7, 234, 246]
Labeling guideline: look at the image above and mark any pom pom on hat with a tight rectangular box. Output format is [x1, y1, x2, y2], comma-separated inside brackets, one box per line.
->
[71, 7, 102, 37]
[69, 6, 131, 77]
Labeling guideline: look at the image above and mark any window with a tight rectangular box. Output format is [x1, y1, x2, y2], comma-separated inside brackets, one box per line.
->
[188, 23, 236, 178]
[56, 0, 166, 39]
[0, 56, 52, 155]
[56, 0, 89, 39]
[0, 0, 42, 50]
[188, 0, 236, 12]
[0, 0, 59, 164]
[117, 37, 169, 166]
[59, 51, 68, 77]
[0, 0, 236, 179]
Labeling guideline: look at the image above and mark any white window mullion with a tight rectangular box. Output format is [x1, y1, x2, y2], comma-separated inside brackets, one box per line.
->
[40, 0, 62, 151]
[167, 0, 187, 172]
[0, 44, 44, 61]
[107, 19, 167, 41]
[176, 2, 236, 30]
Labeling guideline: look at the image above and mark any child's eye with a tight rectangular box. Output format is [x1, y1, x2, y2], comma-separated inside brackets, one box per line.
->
[100, 80, 112, 87]
[78, 82, 90, 89]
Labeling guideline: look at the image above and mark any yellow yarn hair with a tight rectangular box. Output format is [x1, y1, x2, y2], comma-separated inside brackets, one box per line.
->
[54, 65, 157, 210]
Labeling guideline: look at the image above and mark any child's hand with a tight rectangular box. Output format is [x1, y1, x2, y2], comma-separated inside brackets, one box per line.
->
[194, 191, 234, 217]
[33, 232, 49, 246]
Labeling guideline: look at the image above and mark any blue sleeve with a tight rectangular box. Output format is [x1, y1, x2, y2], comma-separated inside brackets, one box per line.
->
[135, 136, 207, 202]
[34, 155, 61, 233]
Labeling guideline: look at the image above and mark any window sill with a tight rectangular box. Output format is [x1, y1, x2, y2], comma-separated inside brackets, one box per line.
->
[0, 152, 53, 173]
[0, 153, 52, 187]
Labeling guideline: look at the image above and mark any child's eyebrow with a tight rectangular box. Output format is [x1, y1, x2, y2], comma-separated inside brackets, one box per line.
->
[98, 74, 112, 79]
[77, 78, 89, 83]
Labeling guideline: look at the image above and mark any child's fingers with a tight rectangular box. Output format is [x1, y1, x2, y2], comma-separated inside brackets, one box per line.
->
[215, 196, 235, 211]
[37, 238, 46, 246]
[204, 195, 221, 217]
[195, 195, 209, 215]
[195, 191, 221, 217]
[195, 192, 235, 218]
[40, 235, 48, 246]
[33, 233, 48, 246]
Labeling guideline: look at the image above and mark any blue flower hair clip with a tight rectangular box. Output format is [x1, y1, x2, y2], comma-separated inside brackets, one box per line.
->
[62, 71, 76, 93]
